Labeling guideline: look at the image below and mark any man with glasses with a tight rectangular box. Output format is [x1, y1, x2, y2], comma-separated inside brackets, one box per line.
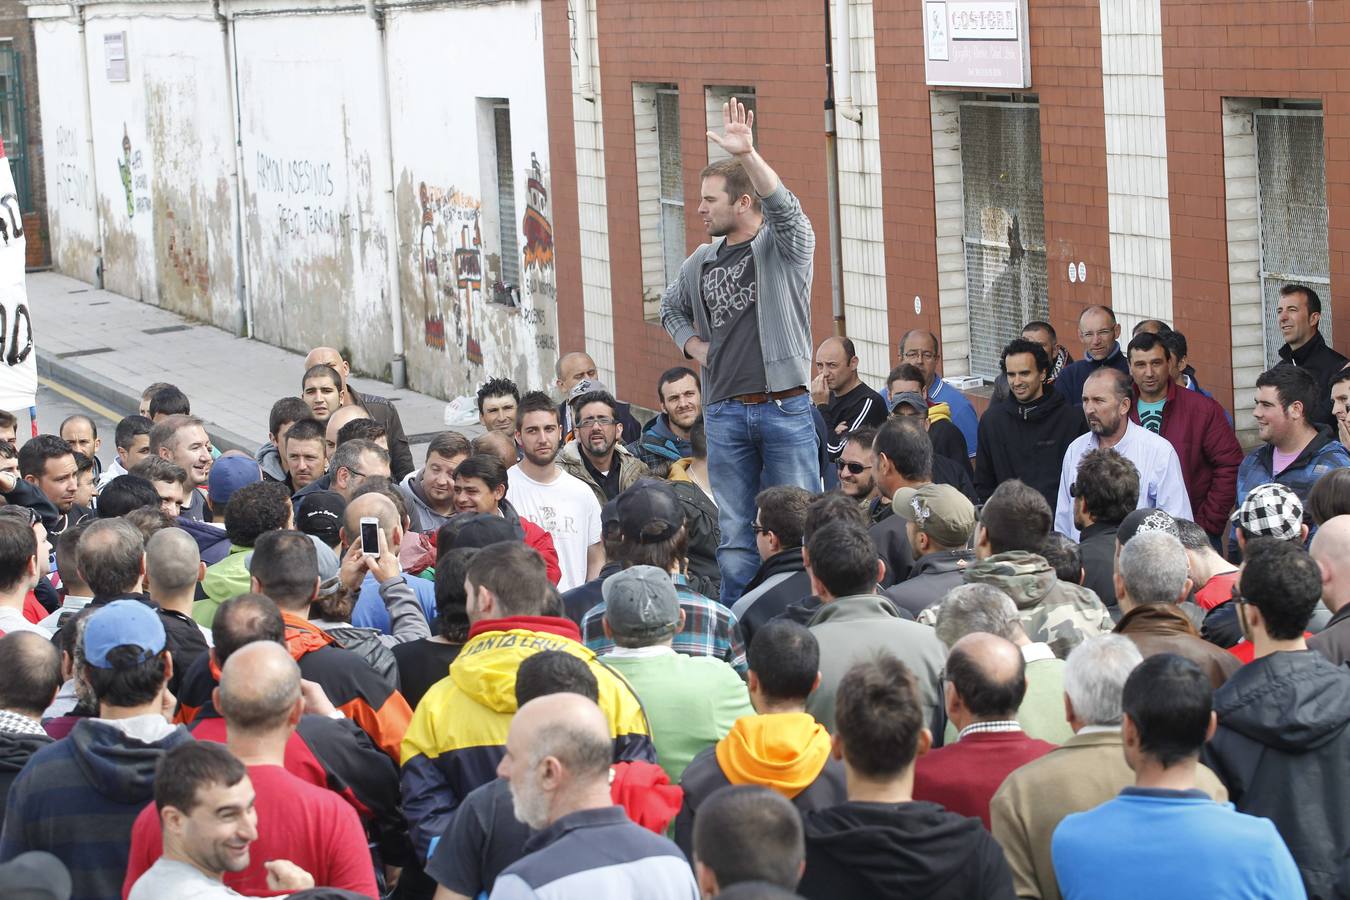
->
[835, 427, 879, 506]
[897, 329, 980, 458]
[1054, 306, 1130, 410]
[559, 390, 651, 505]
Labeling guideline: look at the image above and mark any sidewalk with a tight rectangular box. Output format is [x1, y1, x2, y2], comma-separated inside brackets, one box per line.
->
[30, 271, 478, 461]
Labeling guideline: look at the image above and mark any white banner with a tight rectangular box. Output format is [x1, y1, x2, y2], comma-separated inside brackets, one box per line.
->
[0, 145, 35, 412]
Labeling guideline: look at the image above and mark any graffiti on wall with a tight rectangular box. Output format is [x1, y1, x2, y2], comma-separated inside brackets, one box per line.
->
[417, 181, 483, 364]
[52, 127, 93, 212]
[521, 153, 556, 351]
[254, 150, 351, 240]
[116, 125, 150, 217]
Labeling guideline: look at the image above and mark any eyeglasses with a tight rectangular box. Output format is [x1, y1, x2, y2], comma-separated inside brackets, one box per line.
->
[902, 350, 937, 362]
[578, 416, 616, 429]
[836, 460, 872, 475]
[1069, 482, 1080, 498]
[1080, 328, 1115, 340]
[751, 523, 772, 535]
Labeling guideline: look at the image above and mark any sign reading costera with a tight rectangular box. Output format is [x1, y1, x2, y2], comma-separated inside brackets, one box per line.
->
[923, 0, 1032, 89]
[0, 141, 36, 412]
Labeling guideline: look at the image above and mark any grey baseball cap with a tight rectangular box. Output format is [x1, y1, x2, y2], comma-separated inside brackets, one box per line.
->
[602, 565, 680, 640]
[889, 391, 928, 414]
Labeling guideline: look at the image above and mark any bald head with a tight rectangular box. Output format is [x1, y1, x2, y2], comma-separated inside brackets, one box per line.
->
[472, 431, 518, 471]
[555, 352, 599, 393]
[304, 347, 347, 377]
[946, 632, 1027, 720]
[342, 492, 399, 546]
[217, 640, 302, 733]
[1311, 515, 1350, 613]
[513, 692, 612, 778]
[325, 405, 370, 453]
[0, 631, 63, 717]
[145, 527, 203, 594]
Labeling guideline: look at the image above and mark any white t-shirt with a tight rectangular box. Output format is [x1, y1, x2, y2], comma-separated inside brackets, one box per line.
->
[0, 606, 52, 638]
[128, 859, 245, 900]
[507, 465, 602, 592]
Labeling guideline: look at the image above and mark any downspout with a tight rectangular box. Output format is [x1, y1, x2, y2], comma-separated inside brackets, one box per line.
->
[574, 0, 595, 102]
[215, 0, 252, 338]
[368, 0, 406, 388]
[74, 2, 104, 288]
[823, 0, 846, 334]
[834, 0, 863, 125]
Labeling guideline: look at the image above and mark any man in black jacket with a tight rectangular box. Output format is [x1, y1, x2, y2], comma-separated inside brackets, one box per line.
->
[304, 347, 414, 482]
[731, 486, 812, 645]
[976, 339, 1086, 511]
[798, 654, 1016, 899]
[1066, 448, 1139, 611]
[1202, 537, 1350, 900]
[1275, 284, 1347, 430]
[883, 484, 976, 618]
[813, 337, 887, 464]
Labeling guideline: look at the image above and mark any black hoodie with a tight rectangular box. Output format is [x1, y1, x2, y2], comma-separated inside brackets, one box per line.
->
[974, 387, 1086, 510]
[799, 800, 1015, 899]
[1202, 650, 1350, 899]
[0, 727, 51, 807]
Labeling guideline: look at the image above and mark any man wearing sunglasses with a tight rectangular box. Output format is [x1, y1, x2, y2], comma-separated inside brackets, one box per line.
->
[835, 428, 878, 506]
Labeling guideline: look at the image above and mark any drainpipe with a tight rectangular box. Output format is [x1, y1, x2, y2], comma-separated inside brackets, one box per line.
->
[574, 0, 595, 102]
[368, 0, 406, 388]
[74, 3, 104, 288]
[215, 0, 252, 338]
[834, 0, 862, 125]
[823, 0, 846, 334]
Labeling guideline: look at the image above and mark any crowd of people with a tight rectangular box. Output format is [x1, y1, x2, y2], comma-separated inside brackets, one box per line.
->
[0, 96, 1348, 900]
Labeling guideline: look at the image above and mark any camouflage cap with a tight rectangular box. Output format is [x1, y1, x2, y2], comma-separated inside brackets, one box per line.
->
[893, 483, 976, 548]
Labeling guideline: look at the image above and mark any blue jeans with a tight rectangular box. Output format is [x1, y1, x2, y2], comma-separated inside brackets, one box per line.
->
[705, 392, 822, 605]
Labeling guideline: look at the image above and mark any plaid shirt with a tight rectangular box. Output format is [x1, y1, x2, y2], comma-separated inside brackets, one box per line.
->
[582, 573, 747, 675]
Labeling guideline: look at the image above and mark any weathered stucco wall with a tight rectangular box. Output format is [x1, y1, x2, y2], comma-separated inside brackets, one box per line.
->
[30, 0, 556, 398]
[386, 0, 556, 398]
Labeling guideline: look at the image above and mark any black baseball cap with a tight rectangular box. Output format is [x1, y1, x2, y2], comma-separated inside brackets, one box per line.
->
[616, 480, 685, 544]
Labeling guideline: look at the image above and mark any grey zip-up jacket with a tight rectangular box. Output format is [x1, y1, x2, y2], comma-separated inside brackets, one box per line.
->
[660, 181, 815, 393]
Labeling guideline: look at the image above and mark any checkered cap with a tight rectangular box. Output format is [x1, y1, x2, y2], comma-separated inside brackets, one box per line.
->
[1232, 482, 1304, 540]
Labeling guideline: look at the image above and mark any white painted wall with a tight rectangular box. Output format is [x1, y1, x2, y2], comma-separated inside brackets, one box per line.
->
[1099, 0, 1173, 330]
[834, 0, 890, 388]
[30, 0, 559, 398]
[34, 6, 239, 329]
[31, 14, 99, 282]
[386, 0, 557, 398]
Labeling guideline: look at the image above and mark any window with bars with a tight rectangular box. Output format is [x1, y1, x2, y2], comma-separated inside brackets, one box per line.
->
[493, 103, 520, 294]
[959, 101, 1048, 379]
[1255, 108, 1330, 368]
[635, 83, 683, 320]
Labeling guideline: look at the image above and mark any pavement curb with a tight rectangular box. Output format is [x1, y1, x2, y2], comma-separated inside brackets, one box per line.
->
[36, 352, 258, 456]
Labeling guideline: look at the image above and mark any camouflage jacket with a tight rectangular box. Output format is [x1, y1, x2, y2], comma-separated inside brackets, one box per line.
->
[963, 551, 1113, 658]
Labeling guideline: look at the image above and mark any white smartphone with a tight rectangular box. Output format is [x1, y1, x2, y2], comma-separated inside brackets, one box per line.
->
[359, 516, 380, 556]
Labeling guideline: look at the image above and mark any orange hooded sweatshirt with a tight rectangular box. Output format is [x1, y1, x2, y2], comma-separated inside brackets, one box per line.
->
[715, 712, 833, 800]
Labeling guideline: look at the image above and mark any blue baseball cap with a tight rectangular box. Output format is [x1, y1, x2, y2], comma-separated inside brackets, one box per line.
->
[208, 454, 262, 505]
[83, 599, 166, 669]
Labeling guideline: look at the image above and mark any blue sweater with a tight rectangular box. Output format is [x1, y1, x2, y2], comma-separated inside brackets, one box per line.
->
[1052, 787, 1303, 900]
[0, 718, 192, 900]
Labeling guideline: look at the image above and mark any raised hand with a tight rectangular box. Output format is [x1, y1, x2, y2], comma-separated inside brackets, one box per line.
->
[707, 97, 755, 157]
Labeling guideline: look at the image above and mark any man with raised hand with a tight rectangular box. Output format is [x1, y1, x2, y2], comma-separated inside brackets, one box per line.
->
[661, 98, 819, 605]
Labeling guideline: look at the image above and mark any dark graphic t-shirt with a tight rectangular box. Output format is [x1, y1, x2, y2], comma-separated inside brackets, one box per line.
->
[701, 239, 765, 403]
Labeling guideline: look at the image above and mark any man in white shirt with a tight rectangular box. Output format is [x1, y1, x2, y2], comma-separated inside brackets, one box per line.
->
[1055, 368, 1191, 539]
[506, 391, 604, 591]
[127, 741, 313, 899]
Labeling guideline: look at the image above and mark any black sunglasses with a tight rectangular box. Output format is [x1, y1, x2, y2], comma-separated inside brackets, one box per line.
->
[836, 460, 872, 475]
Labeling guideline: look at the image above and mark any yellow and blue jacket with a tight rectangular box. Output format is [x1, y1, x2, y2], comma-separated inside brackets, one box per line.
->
[399, 615, 654, 859]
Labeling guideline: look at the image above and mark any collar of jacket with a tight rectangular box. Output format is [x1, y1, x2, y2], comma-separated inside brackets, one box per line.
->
[1113, 603, 1200, 638]
[1256, 425, 1336, 475]
[1087, 342, 1125, 366]
[1078, 521, 1120, 542]
[746, 547, 806, 593]
[1130, 376, 1179, 411]
[808, 593, 903, 626]
[468, 615, 582, 642]
[1280, 330, 1331, 366]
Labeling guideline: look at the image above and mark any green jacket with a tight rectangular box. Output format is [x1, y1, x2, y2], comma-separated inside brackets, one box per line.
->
[195, 544, 251, 627]
[964, 551, 1113, 659]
